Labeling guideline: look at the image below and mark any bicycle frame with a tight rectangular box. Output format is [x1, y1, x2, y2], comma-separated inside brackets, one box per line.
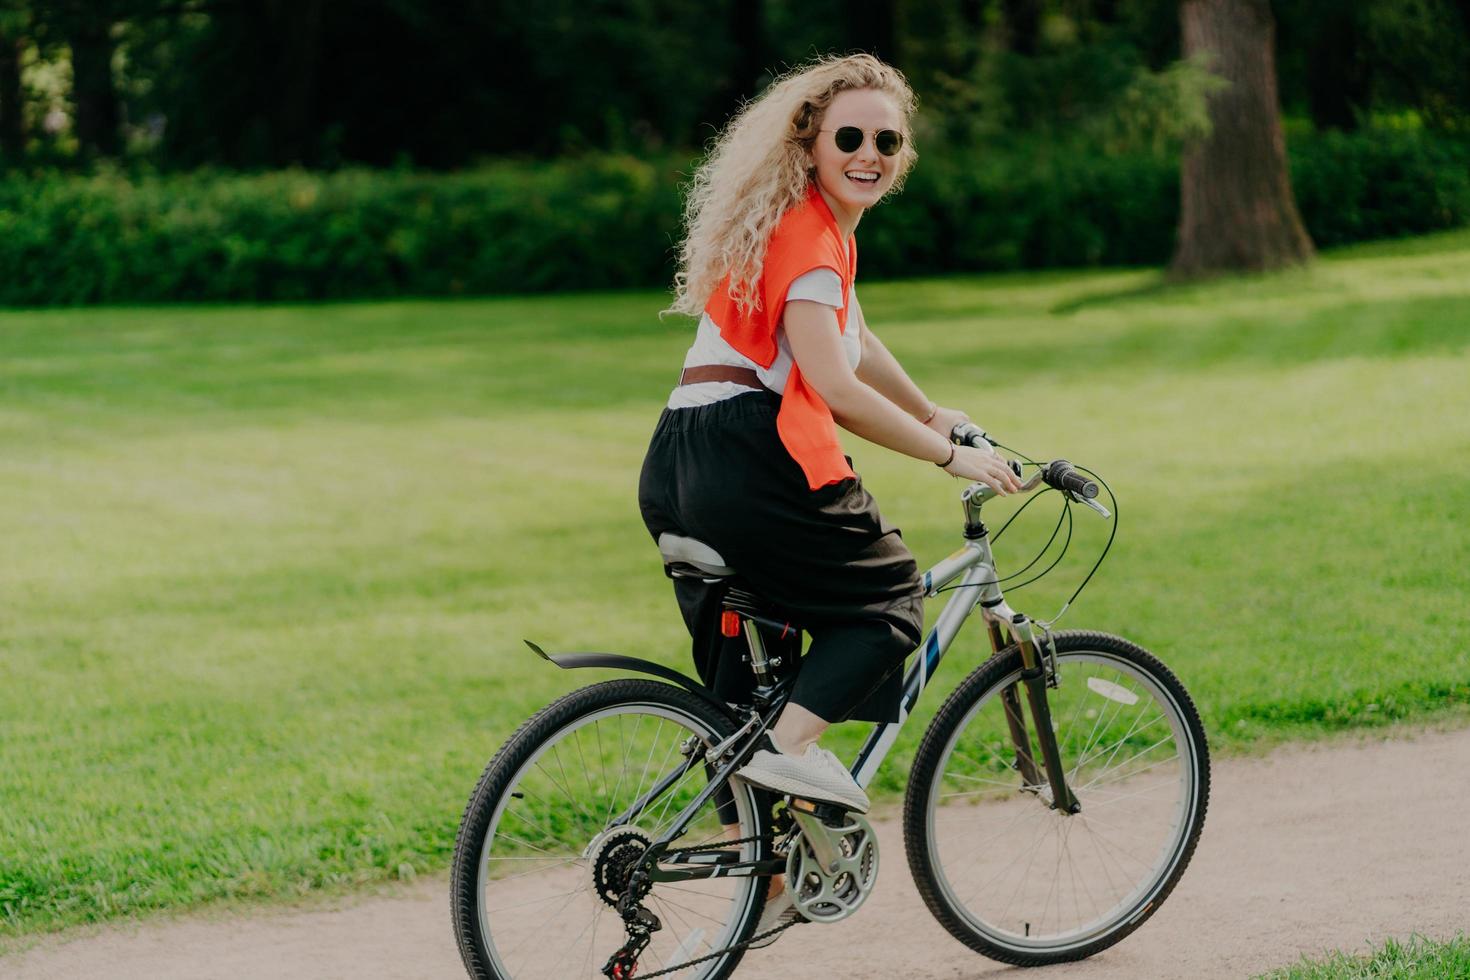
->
[851, 480, 1080, 813]
[617, 476, 1081, 888]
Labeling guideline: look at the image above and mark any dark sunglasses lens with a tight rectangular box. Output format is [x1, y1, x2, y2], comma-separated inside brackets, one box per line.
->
[834, 127, 864, 153]
[876, 130, 903, 156]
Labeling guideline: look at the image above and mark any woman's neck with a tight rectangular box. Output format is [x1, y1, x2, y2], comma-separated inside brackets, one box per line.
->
[816, 186, 863, 239]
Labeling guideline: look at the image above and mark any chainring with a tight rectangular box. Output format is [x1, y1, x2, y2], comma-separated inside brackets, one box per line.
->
[785, 811, 879, 923]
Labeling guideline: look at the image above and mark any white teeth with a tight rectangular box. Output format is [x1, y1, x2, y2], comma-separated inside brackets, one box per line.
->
[845, 172, 879, 183]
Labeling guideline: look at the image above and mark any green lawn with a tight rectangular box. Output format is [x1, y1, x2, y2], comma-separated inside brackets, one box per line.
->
[2, 229, 1469, 943]
[1258, 934, 1470, 979]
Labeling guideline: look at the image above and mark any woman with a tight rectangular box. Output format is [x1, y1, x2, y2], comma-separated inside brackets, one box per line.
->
[638, 53, 1020, 935]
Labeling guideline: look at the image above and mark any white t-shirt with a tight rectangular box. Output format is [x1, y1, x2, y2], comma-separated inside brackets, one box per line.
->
[667, 268, 863, 409]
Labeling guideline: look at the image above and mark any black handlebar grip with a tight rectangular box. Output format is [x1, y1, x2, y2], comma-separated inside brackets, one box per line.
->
[1044, 459, 1100, 500]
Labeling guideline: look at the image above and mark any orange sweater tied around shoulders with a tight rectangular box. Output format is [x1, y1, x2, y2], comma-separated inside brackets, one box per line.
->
[703, 185, 857, 491]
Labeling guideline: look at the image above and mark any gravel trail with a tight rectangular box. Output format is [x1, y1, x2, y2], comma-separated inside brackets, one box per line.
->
[6, 726, 1469, 979]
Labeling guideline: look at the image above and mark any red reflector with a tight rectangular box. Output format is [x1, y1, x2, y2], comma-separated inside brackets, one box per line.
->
[720, 611, 741, 637]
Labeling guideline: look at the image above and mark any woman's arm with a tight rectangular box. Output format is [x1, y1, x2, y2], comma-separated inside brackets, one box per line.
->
[855, 316, 931, 419]
[853, 295, 970, 439]
[784, 300, 1021, 494]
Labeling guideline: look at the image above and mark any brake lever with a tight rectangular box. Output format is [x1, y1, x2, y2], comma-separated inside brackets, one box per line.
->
[1079, 496, 1111, 520]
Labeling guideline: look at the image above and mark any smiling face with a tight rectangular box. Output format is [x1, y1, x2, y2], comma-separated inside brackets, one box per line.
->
[808, 87, 905, 231]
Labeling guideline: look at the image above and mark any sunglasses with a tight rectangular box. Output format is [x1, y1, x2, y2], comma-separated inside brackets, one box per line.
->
[821, 126, 904, 157]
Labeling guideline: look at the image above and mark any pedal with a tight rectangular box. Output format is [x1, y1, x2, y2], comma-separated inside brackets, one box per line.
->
[787, 797, 853, 828]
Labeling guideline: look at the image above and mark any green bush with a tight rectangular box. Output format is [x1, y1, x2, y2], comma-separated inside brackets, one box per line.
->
[1290, 129, 1470, 248]
[863, 129, 1470, 277]
[864, 144, 1179, 274]
[0, 130, 1466, 306]
[0, 160, 684, 305]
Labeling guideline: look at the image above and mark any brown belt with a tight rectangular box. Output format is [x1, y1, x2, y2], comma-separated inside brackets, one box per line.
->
[678, 365, 773, 392]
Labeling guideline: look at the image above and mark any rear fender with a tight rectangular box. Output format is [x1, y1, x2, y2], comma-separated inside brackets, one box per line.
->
[524, 640, 740, 724]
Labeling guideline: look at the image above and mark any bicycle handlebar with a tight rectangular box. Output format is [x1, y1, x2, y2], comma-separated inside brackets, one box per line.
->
[950, 422, 1100, 502]
[1041, 459, 1099, 500]
[950, 421, 994, 449]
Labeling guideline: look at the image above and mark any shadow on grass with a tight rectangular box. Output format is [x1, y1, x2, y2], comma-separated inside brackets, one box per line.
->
[1048, 272, 1192, 315]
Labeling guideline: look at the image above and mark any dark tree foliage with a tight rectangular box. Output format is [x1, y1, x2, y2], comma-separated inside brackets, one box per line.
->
[1276, 0, 1470, 131]
[148, 0, 745, 168]
[26, 0, 143, 156]
[2, 0, 1468, 169]
[0, 16, 24, 160]
[845, 0, 899, 63]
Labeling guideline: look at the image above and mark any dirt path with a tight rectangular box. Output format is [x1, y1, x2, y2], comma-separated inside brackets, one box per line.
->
[7, 726, 1470, 980]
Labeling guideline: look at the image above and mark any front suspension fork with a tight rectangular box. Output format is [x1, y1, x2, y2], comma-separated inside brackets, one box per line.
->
[988, 618, 1080, 814]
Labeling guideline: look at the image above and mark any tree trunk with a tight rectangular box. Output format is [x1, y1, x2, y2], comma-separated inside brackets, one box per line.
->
[0, 32, 23, 161]
[69, 19, 120, 157]
[1171, 0, 1313, 276]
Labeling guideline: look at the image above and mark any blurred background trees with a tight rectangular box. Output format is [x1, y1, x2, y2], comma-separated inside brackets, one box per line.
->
[0, 0, 1466, 297]
[0, 0, 1464, 171]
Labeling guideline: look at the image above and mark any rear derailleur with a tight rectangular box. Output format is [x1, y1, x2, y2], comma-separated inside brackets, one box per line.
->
[601, 869, 661, 979]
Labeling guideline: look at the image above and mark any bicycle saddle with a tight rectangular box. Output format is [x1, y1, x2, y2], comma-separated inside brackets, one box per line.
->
[657, 532, 736, 579]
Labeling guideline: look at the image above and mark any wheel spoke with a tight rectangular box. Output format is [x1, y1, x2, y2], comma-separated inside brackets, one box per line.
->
[1080, 779, 1179, 810]
[1072, 708, 1164, 779]
[486, 857, 582, 884]
[1077, 748, 1179, 793]
[919, 647, 1207, 957]
[464, 691, 766, 980]
[487, 883, 588, 922]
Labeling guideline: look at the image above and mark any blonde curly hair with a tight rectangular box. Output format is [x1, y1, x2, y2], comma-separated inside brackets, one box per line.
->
[667, 53, 918, 319]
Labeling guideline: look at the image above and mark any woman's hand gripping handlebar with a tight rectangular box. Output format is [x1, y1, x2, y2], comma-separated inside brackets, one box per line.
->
[949, 422, 1111, 518]
[940, 421, 1023, 496]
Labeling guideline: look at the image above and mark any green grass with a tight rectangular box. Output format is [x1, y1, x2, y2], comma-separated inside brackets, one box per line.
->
[2, 227, 1469, 944]
[1257, 934, 1470, 978]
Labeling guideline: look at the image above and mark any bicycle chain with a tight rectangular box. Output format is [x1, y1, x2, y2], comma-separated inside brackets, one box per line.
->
[613, 832, 793, 979]
[670, 832, 766, 852]
[624, 918, 801, 979]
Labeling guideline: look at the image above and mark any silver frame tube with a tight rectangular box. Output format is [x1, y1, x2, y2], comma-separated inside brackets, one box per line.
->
[852, 523, 1006, 788]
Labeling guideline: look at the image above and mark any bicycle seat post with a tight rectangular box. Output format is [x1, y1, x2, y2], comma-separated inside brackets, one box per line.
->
[720, 587, 785, 692]
[744, 619, 775, 684]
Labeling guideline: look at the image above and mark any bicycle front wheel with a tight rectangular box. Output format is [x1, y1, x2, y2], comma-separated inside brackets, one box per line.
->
[904, 630, 1210, 966]
[451, 679, 771, 980]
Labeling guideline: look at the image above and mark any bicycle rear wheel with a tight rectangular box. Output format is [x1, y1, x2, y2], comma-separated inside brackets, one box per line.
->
[451, 679, 770, 980]
[904, 631, 1209, 966]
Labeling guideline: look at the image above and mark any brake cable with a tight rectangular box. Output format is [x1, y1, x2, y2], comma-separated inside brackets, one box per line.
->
[1034, 464, 1117, 630]
[932, 452, 1118, 631]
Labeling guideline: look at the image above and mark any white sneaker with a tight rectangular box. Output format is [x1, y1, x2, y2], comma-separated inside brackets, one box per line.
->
[735, 739, 870, 813]
[747, 890, 802, 949]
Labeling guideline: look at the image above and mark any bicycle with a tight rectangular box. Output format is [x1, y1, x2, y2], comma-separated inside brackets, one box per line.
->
[450, 424, 1211, 980]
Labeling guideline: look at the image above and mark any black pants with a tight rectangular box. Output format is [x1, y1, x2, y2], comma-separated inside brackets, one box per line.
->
[638, 391, 924, 725]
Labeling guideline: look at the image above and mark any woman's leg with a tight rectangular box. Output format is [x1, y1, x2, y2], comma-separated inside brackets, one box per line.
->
[783, 618, 918, 727]
[768, 702, 830, 754]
